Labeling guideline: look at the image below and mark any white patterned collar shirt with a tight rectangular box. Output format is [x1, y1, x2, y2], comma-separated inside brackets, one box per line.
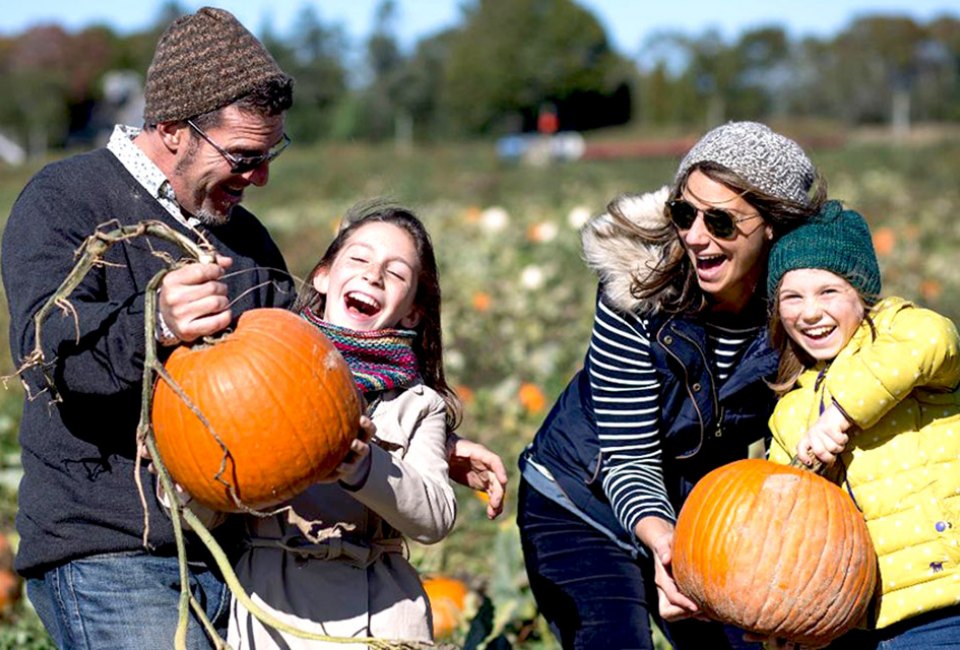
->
[106, 124, 201, 229]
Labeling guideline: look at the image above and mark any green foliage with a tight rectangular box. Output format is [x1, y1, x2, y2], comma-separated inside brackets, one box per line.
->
[261, 7, 349, 144]
[1, 8, 958, 151]
[0, 69, 71, 150]
[347, 0, 409, 142]
[0, 607, 55, 650]
[635, 16, 960, 128]
[441, 0, 633, 133]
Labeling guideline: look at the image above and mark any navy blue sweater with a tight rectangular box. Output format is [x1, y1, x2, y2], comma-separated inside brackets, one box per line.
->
[1, 148, 294, 576]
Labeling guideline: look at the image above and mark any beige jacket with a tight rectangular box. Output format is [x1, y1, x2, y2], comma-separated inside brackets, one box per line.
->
[227, 383, 457, 649]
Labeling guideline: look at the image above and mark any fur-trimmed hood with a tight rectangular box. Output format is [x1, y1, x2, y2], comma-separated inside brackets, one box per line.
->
[580, 185, 677, 316]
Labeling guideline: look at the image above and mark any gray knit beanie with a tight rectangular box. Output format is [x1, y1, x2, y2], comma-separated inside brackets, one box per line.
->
[676, 121, 816, 206]
[143, 7, 290, 124]
[767, 200, 881, 298]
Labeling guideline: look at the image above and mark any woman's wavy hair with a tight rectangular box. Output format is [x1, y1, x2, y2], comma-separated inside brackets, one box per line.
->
[293, 199, 462, 430]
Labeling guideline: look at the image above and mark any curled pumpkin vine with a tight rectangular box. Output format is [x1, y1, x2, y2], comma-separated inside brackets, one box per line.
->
[6, 220, 437, 650]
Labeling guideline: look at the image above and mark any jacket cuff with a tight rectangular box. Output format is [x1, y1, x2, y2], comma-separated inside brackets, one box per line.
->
[338, 452, 373, 492]
[155, 305, 180, 346]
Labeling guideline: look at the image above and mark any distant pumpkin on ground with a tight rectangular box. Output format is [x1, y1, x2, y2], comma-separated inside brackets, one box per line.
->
[422, 574, 471, 639]
[0, 532, 22, 615]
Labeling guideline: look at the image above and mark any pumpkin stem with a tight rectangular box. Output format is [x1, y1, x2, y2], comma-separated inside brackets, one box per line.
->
[4, 220, 215, 399]
[788, 454, 826, 475]
[139, 272, 216, 648]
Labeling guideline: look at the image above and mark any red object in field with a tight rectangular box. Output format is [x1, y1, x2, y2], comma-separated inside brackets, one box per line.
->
[0, 532, 21, 615]
[537, 108, 559, 135]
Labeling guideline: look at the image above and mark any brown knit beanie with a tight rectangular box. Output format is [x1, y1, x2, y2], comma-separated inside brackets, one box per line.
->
[143, 7, 290, 124]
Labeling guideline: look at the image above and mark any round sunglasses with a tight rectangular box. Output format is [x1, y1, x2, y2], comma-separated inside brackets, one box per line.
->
[666, 198, 761, 240]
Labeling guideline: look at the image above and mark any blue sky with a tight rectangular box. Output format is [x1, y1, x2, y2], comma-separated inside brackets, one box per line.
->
[2, 0, 957, 55]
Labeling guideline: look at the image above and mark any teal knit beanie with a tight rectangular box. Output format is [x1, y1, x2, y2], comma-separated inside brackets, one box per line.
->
[767, 201, 881, 298]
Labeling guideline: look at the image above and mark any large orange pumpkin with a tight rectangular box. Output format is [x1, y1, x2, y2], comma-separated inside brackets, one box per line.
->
[152, 308, 361, 512]
[422, 575, 470, 639]
[672, 459, 877, 647]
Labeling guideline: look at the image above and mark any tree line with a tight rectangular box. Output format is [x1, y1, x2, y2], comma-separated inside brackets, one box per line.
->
[0, 0, 957, 152]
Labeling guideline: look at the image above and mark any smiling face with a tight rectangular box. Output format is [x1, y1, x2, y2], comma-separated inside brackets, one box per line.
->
[677, 170, 774, 312]
[777, 268, 865, 362]
[169, 105, 285, 225]
[313, 221, 422, 331]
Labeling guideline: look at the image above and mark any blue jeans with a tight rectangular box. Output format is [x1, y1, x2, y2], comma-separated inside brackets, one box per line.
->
[518, 479, 760, 650]
[824, 605, 960, 649]
[26, 551, 229, 649]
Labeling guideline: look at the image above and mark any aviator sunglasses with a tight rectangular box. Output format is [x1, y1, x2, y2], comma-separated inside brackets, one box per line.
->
[666, 198, 761, 240]
[186, 119, 291, 174]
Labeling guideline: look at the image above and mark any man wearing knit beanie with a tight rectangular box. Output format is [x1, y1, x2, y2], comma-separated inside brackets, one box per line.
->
[143, 6, 292, 125]
[1, 7, 295, 648]
[3, 8, 506, 647]
[134, 6, 294, 229]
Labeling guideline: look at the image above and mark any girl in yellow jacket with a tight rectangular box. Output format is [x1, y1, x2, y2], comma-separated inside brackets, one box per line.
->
[765, 200, 960, 649]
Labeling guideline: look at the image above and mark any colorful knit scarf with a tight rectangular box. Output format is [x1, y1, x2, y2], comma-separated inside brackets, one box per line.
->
[300, 307, 420, 395]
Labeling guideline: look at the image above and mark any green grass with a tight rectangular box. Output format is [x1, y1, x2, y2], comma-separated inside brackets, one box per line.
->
[0, 123, 957, 648]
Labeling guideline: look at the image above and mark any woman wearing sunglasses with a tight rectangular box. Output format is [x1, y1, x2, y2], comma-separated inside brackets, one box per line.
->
[517, 122, 827, 649]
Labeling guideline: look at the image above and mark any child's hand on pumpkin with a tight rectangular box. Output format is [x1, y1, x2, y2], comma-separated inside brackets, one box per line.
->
[797, 403, 852, 467]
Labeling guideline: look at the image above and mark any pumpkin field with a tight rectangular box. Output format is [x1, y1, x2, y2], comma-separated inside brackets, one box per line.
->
[0, 122, 958, 648]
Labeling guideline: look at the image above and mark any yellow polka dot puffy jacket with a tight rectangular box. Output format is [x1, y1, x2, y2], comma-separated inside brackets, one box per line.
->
[769, 296, 960, 629]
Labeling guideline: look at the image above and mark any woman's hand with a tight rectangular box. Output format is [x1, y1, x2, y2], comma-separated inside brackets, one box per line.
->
[796, 403, 852, 467]
[634, 517, 702, 621]
[447, 435, 508, 519]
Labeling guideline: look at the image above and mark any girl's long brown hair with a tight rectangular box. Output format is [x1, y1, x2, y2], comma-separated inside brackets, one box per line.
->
[293, 199, 462, 430]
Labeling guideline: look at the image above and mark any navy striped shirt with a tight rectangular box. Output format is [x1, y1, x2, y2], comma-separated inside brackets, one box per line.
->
[590, 296, 760, 536]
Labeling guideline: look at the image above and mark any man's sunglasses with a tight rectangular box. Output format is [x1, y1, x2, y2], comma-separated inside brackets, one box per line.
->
[666, 198, 761, 240]
[186, 119, 291, 174]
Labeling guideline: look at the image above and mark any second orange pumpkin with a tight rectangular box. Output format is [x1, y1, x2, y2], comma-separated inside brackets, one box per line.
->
[672, 458, 877, 647]
[423, 575, 471, 639]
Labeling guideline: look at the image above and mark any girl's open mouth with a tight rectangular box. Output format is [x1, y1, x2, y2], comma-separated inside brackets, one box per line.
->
[345, 291, 381, 316]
